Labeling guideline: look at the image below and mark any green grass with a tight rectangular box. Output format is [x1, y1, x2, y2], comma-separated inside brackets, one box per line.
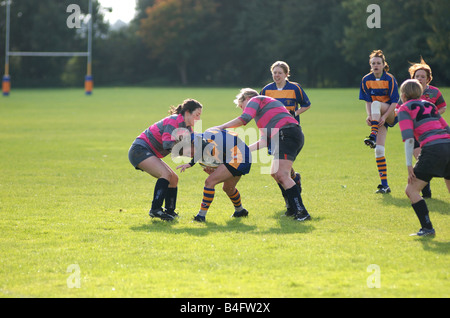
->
[0, 87, 449, 298]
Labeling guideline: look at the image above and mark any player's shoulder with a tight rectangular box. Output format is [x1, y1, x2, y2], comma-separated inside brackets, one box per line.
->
[286, 81, 304, 90]
[384, 72, 397, 82]
[361, 72, 374, 82]
[261, 82, 276, 91]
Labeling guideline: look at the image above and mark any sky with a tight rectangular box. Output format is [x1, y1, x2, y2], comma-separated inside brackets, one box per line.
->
[97, 0, 137, 24]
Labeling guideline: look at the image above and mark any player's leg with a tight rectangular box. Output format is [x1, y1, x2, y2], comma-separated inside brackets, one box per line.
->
[374, 126, 390, 193]
[222, 176, 248, 218]
[365, 101, 381, 148]
[405, 177, 434, 236]
[194, 164, 234, 222]
[272, 159, 310, 221]
[138, 156, 177, 220]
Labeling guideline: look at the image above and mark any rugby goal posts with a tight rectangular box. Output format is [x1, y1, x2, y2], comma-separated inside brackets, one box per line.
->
[2, 0, 93, 96]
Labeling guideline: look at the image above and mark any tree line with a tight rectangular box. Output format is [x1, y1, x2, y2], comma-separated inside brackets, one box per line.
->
[1, 0, 449, 89]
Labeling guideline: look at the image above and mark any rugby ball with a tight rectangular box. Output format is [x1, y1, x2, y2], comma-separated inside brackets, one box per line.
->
[198, 156, 220, 169]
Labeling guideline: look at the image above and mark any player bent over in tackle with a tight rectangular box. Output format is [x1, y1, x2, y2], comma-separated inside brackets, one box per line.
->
[177, 128, 251, 222]
[215, 88, 310, 222]
[128, 99, 203, 221]
[398, 79, 450, 237]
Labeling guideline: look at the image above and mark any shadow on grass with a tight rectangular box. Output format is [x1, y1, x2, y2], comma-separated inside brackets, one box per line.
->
[130, 210, 319, 236]
[416, 238, 450, 255]
[381, 195, 449, 215]
[130, 217, 258, 237]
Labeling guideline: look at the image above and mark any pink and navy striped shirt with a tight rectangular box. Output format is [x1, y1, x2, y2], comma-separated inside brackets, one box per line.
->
[238, 96, 298, 136]
[138, 114, 191, 158]
[398, 99, 450, 148]
[423, 85, 446, 111]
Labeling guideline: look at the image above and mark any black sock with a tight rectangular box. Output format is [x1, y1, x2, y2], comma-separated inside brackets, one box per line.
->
[285, 185, 305, 212]
[277, 183, 290, 209]
[412, 200, 433, 230]
[165, 187, 178, 212]
[151, 178, 170, 211]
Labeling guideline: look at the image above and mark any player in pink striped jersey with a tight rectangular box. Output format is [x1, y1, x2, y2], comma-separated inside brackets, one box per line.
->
[404, 57, 447, 198]
[128, 99, 203, 221]
[215, 88, 310, 222]
[398, 80, 450, 237]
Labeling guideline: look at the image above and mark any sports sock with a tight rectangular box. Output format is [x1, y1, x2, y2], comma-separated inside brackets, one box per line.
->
[151, 178, 170, 211]
[370, 121, 379, 139]
[376, 156, 388, 187]
[285, 184, 305, 212]
[290, 169, 296, 179]
[277, 183, 290, 209]
[227, 188, 243, 212]
[411, 200, 433, 230]
[165, 187, 177, 213]
[199, 187, 215, 216]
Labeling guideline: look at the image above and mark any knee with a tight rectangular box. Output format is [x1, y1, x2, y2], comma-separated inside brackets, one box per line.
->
[166, 171, 178, 186]
[204, 176, 217, 189]
[375, 145, 385, 158]
[222, 184, 235, 195]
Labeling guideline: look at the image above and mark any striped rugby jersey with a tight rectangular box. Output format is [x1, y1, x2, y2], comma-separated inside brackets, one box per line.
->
[423, 85, 446, 111]
[197, 128, 251, 172]
[359, 71, 399, 104]
[239, 96, 299, 137]
[138, 113, 192, 158]
[260, 81, 311, 123]
[398, 99, 450, 148]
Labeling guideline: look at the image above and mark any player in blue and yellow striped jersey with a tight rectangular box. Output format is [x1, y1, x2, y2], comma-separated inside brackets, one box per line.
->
[261, 61, 311, 124]
[177, 128, 251, 222]
[359, 50, 399, 194]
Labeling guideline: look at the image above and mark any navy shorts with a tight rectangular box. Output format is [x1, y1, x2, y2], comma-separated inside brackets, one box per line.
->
[270, 125, 304, 161]
[414, 142, 450, 182]
[128, 140, 156, 170]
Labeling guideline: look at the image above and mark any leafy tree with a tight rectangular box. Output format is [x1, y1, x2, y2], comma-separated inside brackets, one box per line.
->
[139, 0, 219, 85]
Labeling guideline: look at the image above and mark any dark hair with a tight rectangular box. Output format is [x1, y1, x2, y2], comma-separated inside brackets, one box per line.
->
[169, 99, 203, 115]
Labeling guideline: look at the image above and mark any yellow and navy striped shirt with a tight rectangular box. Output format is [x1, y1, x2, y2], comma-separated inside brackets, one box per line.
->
[359, 71, 399, 104]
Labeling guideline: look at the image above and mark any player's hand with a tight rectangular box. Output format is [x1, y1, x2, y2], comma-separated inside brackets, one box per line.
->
[176, 164, 191, 173]
[407, 166, 416, 184]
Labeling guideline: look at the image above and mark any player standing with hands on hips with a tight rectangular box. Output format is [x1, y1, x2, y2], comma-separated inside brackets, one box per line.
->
[398, 79, 450, 237]
[359, 50, 399, 194]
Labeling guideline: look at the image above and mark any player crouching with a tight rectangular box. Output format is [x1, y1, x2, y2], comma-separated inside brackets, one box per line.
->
[177, 128, 252, 222]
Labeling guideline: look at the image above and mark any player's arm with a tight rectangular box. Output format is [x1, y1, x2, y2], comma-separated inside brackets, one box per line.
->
[404, 138, 416, 184]
[216, 117, 246, 130]
[295, 105, 311, 116]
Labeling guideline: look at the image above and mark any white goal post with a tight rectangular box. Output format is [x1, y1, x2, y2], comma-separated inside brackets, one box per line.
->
[2, 0, 93, 95]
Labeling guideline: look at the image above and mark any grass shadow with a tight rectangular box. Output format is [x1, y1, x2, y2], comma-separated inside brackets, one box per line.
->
[130, 216, 257, 237]
[416, 239, 450, 254]
[381, 195, 449, 215]
[258, 210, 319, 235]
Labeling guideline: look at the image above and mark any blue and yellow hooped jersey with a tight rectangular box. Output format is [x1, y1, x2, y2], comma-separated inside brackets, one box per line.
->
[359, 71, 399, 104]
[193, 128, 251, 174]
[260, 81, 311, 123]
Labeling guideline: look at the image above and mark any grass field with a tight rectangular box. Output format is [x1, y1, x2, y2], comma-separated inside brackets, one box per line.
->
[0, 87, 449, 298]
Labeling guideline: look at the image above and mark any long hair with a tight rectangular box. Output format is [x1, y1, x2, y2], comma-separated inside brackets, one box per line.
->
[169, 99, 203, 115]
